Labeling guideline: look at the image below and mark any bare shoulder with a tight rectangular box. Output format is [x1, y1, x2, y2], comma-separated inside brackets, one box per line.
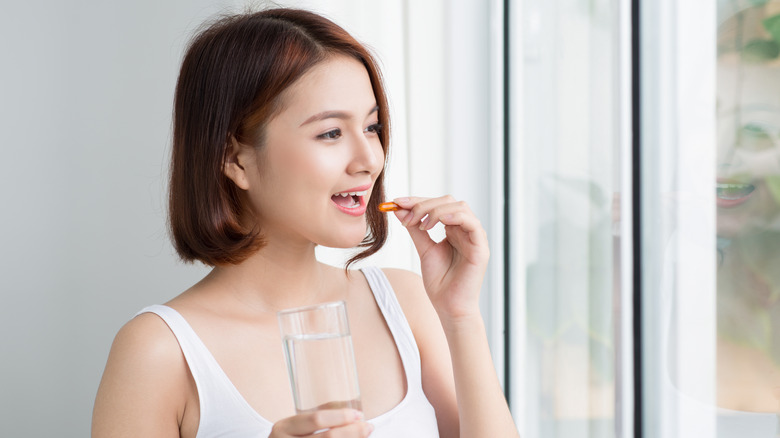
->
[92, 312, 190, 436]
[110, 312, 185, 371]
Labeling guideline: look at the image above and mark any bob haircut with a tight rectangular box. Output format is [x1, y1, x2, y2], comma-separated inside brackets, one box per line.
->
[169, 8, 390, 267]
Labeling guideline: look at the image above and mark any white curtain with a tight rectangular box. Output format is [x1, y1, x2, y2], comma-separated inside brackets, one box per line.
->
[508, 0, 623, 436]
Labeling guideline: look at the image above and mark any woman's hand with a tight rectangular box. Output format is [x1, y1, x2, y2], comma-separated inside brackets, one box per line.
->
[392, 196, 489, 323]
[391, 196, 520, 438]
[270, 409, 373, 437]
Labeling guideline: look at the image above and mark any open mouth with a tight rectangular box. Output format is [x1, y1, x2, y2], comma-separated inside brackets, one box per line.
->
[716, 182, 755, 207]
[331, 189, 368, 216]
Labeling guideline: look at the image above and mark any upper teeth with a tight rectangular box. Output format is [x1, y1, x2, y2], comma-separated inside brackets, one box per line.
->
[336, 190, 367, 197]
[717, 183, 751, 189]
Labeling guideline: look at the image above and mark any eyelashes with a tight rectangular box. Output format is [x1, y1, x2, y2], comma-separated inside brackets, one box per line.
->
[316, 123, 383, 140]
[364, 123, 383, 134]
[318, 128, 342, 140]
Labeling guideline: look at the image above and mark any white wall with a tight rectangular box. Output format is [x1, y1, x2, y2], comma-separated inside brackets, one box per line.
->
[0, 1, 238, 435]
[0, 1, 498, 436]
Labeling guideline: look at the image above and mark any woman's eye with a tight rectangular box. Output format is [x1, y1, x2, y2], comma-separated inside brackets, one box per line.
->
[318, 128, 341, 140]
[739, 123, 774, 151]
[364, 123, 382, 134]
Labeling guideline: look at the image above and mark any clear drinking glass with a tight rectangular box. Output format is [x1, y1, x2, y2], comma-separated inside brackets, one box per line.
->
[277, 301, 362, 414]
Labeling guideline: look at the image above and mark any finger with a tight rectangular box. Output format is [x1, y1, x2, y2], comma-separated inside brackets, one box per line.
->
[319, 421, 375, 438]
[281, 409, 363, 436]
[416, 200, 471, 231]
[440, 211, 489, 248]
[393, 196, 454, 228]
[417, 201, 489, 254]
[392, 208, 411, 223]
[411, 200, 486, 244]
[434, 206, 485, 236]
[404, 217, 439, 258]
[391, 196, 427, 227]
[390, 208, 435, 256]
[393, 196, 472, 257]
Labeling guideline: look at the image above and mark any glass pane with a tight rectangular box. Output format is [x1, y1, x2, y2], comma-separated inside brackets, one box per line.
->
[514, 1, 620, 436]
[641, 1, 780, 436]
[639, 1, 720, 436]
[717, 1, 780, 435]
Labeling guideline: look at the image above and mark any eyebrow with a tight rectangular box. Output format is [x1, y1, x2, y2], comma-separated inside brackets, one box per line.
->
[299, 105, 379, 127]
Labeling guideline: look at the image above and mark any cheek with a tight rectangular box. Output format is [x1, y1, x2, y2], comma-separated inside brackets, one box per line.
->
[267, 145, 319, 180]
[270, 148, 341, 204]
[372, 141, 386, 172]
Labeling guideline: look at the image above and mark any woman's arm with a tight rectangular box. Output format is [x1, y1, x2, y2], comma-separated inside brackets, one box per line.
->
[438, 312, 516, 437]
[384, 268, 460, 437]
[92, 313, 192, 437]
[390, 196, 520, 438]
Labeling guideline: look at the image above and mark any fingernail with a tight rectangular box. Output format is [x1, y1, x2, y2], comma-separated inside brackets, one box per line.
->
[419, 218, 429, 230]
[354, 410, 364, 420]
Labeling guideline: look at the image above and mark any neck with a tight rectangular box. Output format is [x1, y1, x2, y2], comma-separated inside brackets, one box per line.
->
[206, 237, 332, 312]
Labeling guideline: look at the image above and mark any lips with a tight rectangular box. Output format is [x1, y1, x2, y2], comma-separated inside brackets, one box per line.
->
[717, 181, 756, 207]
[331, 185, 370, 216]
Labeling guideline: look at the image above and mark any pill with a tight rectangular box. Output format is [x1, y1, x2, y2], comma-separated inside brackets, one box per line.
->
[378, 202, 401, 212]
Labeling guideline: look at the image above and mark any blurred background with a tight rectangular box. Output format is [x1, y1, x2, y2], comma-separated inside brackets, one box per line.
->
[2, 0, 779, 437]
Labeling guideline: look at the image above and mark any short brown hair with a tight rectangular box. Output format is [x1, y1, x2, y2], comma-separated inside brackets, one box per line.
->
[169, 8, 390, 266]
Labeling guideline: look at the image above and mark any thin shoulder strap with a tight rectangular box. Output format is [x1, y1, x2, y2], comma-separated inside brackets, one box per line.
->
[359, 267, 423, 387]
[135, 305, 218, 384]
[135, 305, 271, 433]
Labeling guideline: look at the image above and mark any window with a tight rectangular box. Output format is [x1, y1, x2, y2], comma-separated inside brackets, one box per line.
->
[509, 1, 780, 437]
[713, 1, 780, 436]
[507, 1, 627, 436]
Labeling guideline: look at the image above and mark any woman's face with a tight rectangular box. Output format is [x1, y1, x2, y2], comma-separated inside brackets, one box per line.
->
[717, 54, 780, 237]
[238, 55, 385, 249]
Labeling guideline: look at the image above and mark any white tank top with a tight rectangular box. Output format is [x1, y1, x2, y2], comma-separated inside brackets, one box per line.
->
[136, 266, 441, 438]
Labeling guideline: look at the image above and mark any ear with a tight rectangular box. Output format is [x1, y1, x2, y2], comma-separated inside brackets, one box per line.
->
[223, 135, 252, 191]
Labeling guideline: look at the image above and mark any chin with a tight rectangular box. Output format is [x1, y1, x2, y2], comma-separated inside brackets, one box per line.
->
[337, 235, 370, 249]
[318, 227, 369, 249]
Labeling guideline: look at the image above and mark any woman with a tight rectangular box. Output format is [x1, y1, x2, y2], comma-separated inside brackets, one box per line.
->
[92, 8, 518, 438]
[714, 2, 780, 426]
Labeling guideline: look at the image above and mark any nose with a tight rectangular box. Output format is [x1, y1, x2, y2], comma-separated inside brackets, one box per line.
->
[347, 130, 383, 175]
[720, 148, 780, 180]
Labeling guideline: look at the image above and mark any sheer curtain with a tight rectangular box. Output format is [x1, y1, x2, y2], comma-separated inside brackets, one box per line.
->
[508, 1, 626, 436]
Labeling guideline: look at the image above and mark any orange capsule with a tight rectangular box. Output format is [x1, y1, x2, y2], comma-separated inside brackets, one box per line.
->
[378, 202, 401, 212]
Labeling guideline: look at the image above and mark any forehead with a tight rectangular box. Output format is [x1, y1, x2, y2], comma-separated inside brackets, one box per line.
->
[275, 55, 377, 123]
[719, 55, 780, 112]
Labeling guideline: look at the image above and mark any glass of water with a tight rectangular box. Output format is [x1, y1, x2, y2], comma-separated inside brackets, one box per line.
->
[277, 301, 362, 414]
